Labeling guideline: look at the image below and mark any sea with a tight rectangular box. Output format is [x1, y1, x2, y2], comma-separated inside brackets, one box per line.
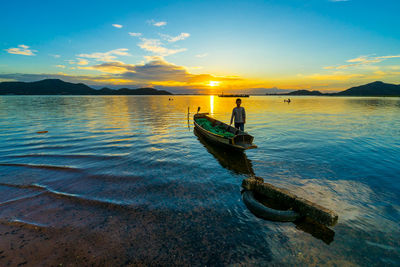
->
[0, 95, 399, 266]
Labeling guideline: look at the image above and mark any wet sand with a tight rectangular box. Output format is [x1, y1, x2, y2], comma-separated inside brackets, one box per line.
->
[0, 188, 273, 266]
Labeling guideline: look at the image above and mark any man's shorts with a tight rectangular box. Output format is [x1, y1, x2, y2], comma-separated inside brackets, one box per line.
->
[234, 122, 244, 131]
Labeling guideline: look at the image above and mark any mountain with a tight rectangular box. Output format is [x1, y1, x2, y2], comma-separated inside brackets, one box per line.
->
[333, 81, 400, 96]
[0, 79, 94, 95]
[0, 79, 172, 95]
[1, 79, 399, 96]
[285, 90, 323, 96]
[269, 81, 400, 96]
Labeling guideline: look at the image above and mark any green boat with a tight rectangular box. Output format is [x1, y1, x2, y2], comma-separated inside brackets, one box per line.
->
[193, 113, 257, 151]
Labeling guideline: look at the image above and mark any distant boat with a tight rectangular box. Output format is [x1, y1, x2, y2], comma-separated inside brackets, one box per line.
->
[193, 113, 257, 150]
[218, 93, 249, 97]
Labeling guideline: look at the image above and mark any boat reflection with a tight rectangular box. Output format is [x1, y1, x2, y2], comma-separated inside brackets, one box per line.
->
[194, 128, 255, 176]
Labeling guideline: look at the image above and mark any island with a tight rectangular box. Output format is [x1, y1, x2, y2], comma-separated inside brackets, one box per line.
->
[269, 81, 400, 97]
[0, 79, 173, 95]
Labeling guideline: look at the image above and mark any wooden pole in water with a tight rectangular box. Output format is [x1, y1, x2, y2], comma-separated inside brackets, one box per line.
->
[242, 177, 338, 227]
[187, 107, 190, 129]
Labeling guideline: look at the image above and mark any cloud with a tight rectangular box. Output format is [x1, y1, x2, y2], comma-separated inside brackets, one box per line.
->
[67, 58, 89, 65]
[55, 65, 66, 68]
[143, 55, 164, 62]
[389, 66, 400, 70]
[149, 19, 167, 27]
[195, 53, 208, 58]
[128, 32, 142, 37]
[76, 58, 89, 65]
[346, 55, 374, 63]
[78, 62, 135, 74]
[160, 33, 190, 42]
[138, 38, 186, 57]
[77, 48, 131, 62]
[187, 66, 203, 70]
[325, 54, 400, 69]
[112, 24, 123, 28]
[50, 54, 61, 58]
[299, 72, 365, 81]
[5, 45, 37, 56]
[76, 58, 242, 87]
[154, 21, 166, 27]
[371, 70, 400, 78]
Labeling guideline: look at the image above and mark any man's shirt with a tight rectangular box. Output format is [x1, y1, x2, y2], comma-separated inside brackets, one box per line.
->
[231, 107, 246, 123]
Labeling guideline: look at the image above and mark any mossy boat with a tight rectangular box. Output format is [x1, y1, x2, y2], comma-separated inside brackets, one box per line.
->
[193, 113, 257, 151]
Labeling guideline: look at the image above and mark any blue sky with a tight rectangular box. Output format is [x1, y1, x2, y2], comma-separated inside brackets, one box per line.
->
[1, 0, 399, 93]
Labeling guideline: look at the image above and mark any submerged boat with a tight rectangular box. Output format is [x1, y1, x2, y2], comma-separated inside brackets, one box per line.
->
[193, 112, 257, 150]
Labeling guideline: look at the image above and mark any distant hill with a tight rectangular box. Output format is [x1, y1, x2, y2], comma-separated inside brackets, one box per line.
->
[271, 81, 400, 96]
[333, 81, 400, 96]
[286, 90, 323, 96]
[0, 79, 172, 95]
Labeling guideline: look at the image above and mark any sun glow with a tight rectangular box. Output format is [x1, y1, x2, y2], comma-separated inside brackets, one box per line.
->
[208, 81, 220, 87]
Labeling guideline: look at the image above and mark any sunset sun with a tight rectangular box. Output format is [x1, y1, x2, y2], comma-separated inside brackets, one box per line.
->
[208, 81, 220, 87]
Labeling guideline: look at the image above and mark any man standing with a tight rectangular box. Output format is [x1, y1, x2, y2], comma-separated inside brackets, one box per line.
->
[230, 98, 246, 131]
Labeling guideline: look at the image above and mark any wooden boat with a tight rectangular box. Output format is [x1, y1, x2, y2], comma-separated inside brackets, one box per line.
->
[193, 113, 257, 150]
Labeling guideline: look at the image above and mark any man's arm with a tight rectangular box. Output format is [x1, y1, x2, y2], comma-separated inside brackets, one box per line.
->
[230, 109, 235, 125]
[243, 108, 246, 124]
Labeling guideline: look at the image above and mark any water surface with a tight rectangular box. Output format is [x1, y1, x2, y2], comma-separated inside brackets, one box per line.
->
[0, 96, 399, 266]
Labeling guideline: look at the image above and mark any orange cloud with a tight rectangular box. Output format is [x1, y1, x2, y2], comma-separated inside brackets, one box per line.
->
[79, 59, 243, 87]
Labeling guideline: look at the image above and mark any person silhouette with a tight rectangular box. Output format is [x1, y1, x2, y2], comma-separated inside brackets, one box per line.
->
[230, 98, 246, 131]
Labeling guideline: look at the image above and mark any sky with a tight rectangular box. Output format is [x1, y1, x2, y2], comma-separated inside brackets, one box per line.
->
[1, 0, 400, 93]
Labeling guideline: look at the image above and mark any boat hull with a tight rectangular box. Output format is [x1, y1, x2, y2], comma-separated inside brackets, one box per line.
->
[193, 113, 257, 151]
